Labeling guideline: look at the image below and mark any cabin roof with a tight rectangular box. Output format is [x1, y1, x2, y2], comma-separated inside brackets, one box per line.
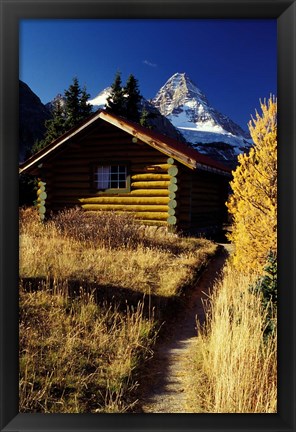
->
[19, 109, 232, 176]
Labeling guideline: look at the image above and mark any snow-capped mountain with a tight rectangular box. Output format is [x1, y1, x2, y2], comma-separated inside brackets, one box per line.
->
[152, 72, 252, 167]
[88, 87, 112, 108]
[39, 72, 251, 168]
[88, 87, 186, 143]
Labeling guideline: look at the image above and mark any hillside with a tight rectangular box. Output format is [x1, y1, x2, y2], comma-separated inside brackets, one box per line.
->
[19, 80, 51, 161]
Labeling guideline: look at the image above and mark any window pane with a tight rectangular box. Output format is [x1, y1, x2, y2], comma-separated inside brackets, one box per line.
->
[95, 165, 127, 189]
[96, 166, 110, 189]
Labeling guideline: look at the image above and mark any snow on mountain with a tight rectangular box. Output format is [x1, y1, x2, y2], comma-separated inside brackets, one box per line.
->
[45, 72, 251, 167]
[88, 86, 186, 142]
[88, 87, 111, 108]
[152, 72, 252, 166]
[46, 87, 110, 112]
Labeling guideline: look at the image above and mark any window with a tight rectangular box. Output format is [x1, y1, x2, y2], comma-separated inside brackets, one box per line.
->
[93, 164, 129, 191]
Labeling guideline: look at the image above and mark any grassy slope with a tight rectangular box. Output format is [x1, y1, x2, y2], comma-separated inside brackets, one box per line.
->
[20, 207, 217, 297]
[19, 207, 217, 412]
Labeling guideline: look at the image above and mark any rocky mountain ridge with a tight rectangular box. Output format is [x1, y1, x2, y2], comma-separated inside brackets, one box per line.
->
[89, 73, 252, 167]
[152, 72, 252, 167]
[45, 93, 66, 112]
[88, 87, 186, 143]
[20, 74, 252, 168]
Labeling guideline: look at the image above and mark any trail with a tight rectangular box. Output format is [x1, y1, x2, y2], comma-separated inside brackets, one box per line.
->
[137, 243, 233, 413]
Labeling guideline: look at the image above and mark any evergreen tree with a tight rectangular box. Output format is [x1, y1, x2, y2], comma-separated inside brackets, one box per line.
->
[124, 74, 142, 122]
[26, 78, 92, 205]
[64, 77, 92, 129]
[44, 99, 66, 139]
[64, 77, 80, 128]
[106, 73, 146, 123]
[80, 85, 92, 118]
[31, 78, 92, 154]
[139, 104, 158, 129]
[105, 72, 125, 116]
[31, 99, 66, 154]
[227, 96, 277, 273]
[139, 107, 151, 128]
[252, 251, 277, 308]
[250, 251, 277, 338]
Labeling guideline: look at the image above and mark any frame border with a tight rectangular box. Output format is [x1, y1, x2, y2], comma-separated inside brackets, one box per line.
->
[1, 1, 295, 431]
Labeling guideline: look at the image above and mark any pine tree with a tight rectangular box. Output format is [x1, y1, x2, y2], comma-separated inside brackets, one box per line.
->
[80, 85, 93, 120]
[31, 78, 92, 154]
[252, 251, 277, 308]
[64, 77, 92, 129]
[44, 99, 66, 139]
[106, 73, 145, 123]
[227, 96, 277, 273]
[139, 107, 151, 128]
[105, 72, 125, 116]
[124, 74, 142, 122]
[139, 104, 158, 129]
[250, 251, 277, 338]
[31, 99, 66, 154]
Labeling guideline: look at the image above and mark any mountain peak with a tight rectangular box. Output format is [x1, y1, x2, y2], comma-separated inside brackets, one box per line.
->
[163, 72, 201, 93]
[152, 72, 208, 117]
[151, 72, 251, 168]
[153, 72, 249, 138]
[88, 87, 112, 107]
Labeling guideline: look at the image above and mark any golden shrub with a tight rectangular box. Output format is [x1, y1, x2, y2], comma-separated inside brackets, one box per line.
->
[227, 96, 277, 273]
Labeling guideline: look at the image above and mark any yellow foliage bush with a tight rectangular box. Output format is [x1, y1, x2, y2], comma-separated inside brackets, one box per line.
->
[227, 96, 277, 273]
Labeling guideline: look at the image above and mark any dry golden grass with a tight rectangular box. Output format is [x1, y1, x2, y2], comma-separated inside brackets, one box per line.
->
[19, 207, 217, 297]
[19, 280, 155, 413]
[188, 264, 277, 413]
[19, 207, 217, 413]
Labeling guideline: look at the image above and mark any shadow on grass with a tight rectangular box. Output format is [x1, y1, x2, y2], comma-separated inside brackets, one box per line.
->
[19, 245, 230, 413]
[20, 276, 182, 322]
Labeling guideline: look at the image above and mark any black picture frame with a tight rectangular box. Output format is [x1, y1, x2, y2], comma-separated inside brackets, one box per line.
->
[0, 1, 295, 431]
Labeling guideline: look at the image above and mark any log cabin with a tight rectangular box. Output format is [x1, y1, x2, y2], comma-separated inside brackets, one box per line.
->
[19, 110, 232, 234]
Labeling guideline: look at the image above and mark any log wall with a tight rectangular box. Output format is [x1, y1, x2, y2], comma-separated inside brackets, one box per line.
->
[188, 170, 229, 233]
[44, 123, 176, 226]
[174, 166, 192, 231]
[40, 121, 229, 231]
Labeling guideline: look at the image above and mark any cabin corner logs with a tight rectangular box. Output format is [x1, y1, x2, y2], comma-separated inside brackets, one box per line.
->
[34, 158, 228, 232]
[36, 179, 47, 221]
[79, 157, 179, 227]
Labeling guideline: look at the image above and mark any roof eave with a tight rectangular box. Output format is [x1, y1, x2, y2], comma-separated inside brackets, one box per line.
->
[98, 111, 197, 170]
[19, 110, 231, 176]
[19, 111, 103, 174]
[196, 162, 232, 177]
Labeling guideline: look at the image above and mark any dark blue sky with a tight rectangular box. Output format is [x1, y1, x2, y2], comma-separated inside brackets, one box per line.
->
[19, 19, 277, 132]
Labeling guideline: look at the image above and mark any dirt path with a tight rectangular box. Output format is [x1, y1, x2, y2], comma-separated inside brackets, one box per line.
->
[137, 243, 233, 413]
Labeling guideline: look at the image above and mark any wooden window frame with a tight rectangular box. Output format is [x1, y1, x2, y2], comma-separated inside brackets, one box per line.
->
[90, 160, 131, 194]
